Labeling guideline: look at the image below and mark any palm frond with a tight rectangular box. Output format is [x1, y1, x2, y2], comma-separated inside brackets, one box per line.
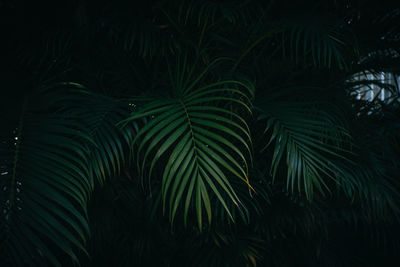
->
[0, 97, 92, 266]
[283, 13, 347, 69]
[61, 90, 136, 185]
[121, 58, 253, 228]
[257, 100, 353, 199]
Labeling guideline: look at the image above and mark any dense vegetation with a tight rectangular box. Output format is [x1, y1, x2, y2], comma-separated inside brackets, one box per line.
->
[1, 0, 399, 266]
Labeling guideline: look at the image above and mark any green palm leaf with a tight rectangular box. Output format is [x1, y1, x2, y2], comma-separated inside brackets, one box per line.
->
[60, 90, 136, 185]
[257, 101, 353, 200]
[122, 75, 252, 228]
[0, 101, 92, 266]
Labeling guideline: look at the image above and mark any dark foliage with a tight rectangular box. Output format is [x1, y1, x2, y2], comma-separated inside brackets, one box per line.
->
[1, 0, 400, 266]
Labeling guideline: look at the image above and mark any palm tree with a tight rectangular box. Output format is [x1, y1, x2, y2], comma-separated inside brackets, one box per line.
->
[1, 0, 399, 266]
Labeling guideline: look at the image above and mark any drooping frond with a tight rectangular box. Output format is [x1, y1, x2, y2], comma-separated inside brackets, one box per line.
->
[58, 90, 136, 185]
[257, 100, 353, 199]
[0, 98, 92, 266]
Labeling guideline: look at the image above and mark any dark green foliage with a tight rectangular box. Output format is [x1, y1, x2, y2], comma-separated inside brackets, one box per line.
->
[1, 0, 400, 266]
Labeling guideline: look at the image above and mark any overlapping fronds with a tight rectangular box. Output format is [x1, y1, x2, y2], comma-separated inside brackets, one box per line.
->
[3, 0, 400, 266]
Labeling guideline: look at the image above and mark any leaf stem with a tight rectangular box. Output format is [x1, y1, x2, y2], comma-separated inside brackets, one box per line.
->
[10, 97, 28, 210]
